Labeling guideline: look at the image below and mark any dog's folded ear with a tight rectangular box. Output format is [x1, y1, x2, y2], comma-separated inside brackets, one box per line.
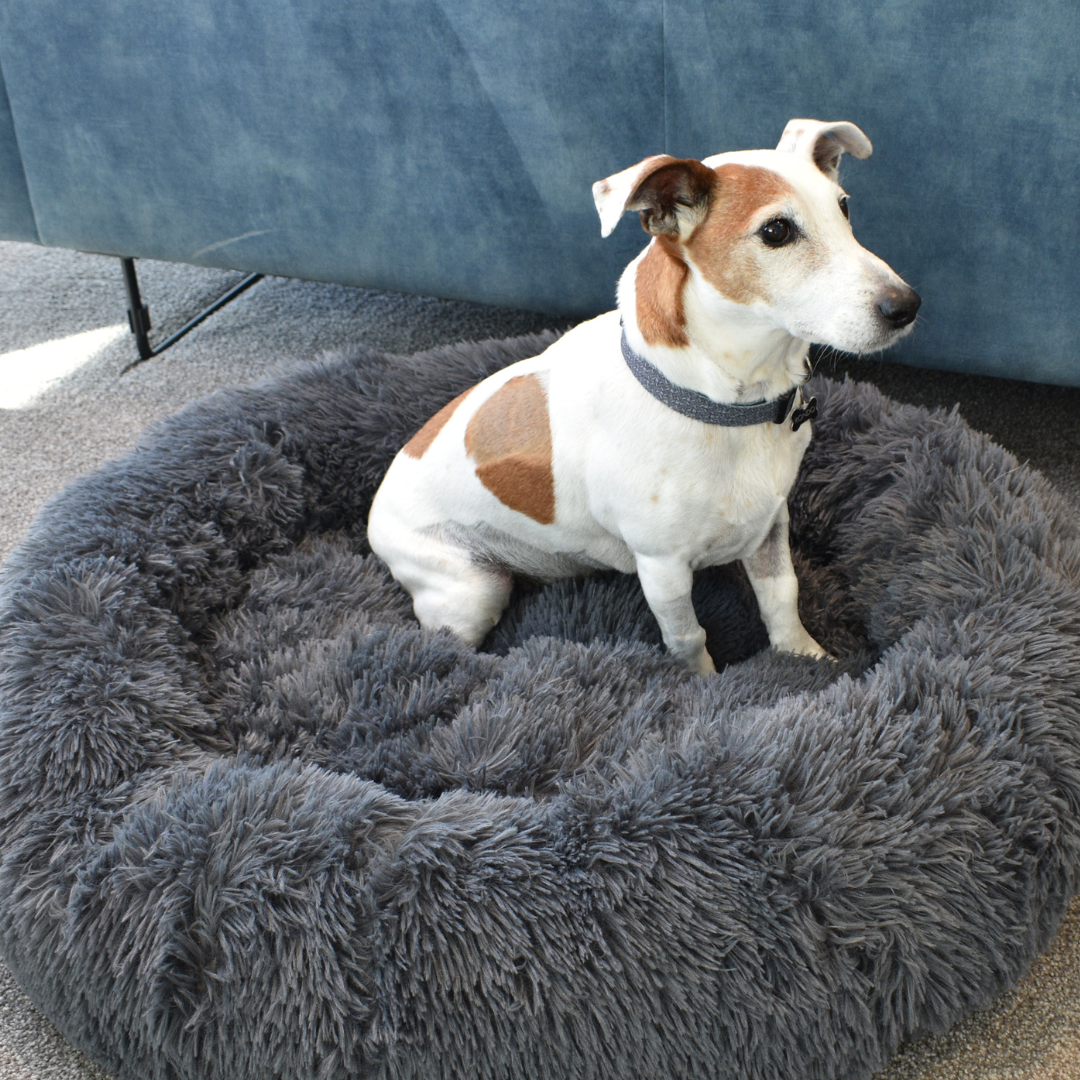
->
[593, 155, 714, 239]
[776, 120, 872, 181]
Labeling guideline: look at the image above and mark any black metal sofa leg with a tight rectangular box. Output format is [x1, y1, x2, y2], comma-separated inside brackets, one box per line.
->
[119, 257, 263, 372]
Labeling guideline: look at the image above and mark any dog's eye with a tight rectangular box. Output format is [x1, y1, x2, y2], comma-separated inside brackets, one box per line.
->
[759, 218, 795, 247]
[839, 196, 850, 220]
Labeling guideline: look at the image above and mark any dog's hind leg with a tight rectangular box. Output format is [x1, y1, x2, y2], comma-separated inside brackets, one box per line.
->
[411, 560, 513, 646]
[371, 520, 513, 646]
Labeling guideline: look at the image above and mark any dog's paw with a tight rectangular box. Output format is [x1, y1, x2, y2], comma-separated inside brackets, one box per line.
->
[774, 630, 833, 661]
[688, 649, 717, 677]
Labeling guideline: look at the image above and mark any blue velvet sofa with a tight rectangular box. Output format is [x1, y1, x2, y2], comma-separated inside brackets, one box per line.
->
[1, 1, 1078, 385]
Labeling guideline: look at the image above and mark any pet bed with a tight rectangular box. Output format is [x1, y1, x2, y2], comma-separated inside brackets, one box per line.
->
[1, 332, 1079, 1080]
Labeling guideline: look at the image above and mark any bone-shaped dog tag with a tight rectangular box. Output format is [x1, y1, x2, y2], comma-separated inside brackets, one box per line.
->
[790, 397, 818, 432]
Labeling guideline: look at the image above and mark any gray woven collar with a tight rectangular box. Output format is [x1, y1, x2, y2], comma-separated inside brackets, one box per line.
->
[620, 330, 815, 430]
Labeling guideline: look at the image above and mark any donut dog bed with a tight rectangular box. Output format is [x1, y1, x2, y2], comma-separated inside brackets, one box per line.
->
[1, 331, 1079, 1080]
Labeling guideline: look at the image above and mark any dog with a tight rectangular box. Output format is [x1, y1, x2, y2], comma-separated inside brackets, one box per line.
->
[368, 119, 919, 674]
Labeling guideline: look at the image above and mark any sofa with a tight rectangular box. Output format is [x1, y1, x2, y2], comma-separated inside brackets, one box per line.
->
[1, 0, 1077, 385]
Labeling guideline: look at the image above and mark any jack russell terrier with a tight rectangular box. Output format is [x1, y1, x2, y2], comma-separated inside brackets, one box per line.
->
[368, 119, 920, 675]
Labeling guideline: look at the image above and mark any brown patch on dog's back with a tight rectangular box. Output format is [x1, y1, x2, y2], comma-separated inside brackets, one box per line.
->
[687, 164, 795, 305]
[403, 388, 472, 458]
[465, 374, 555, 524]
[636, 238, 690, 347]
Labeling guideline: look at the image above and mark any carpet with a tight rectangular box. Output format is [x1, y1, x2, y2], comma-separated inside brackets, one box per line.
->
[2, 313, 1080, 1079]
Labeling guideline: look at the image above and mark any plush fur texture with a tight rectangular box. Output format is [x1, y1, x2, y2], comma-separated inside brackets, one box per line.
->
[1, 332, 1079, 1080]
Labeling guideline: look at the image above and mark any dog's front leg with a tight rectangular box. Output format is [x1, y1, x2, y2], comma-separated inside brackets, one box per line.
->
[635, 554, 716, 675]
[742, 503, 827, 658]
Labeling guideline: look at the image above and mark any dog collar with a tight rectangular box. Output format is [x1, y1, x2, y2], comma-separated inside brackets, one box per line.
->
[620, 330, 817, 431]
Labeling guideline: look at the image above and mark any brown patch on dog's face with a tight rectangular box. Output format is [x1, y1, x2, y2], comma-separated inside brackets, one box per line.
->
[636, 238, 690, 348]
[402, 388, 472, 458]
[685, 164, 795, 305]
[465, 374, 555, 524]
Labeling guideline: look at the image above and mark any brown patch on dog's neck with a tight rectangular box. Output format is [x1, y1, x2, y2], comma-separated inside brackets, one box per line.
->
[635, 237, 690, 348]
[465, 374, 555, 525]
[685, 163, 795, 306]
[403, 388, 473, 458]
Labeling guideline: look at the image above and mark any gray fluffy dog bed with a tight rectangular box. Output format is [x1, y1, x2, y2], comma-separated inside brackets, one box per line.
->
[1, 331, 1080, 1080]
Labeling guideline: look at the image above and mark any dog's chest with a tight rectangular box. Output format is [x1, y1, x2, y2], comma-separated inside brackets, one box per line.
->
[611, 432, 796, 562]
[550, 366, 809, 565]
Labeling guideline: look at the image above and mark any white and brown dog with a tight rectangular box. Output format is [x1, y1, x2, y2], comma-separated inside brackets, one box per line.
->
[368, 119, 919, 674]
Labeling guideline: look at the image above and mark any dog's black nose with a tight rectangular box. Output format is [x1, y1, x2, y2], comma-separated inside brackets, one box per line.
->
[876, 285, 921, 328]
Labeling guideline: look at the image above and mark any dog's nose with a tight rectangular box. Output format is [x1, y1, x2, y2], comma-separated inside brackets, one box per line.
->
[876, 285, 921, 328]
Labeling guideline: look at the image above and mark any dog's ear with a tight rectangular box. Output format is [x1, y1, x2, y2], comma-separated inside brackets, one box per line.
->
[776, 119, 872, 181]
[593, 155, 714, 239]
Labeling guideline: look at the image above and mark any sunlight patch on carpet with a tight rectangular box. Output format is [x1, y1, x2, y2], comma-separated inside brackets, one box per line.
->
[0, 325, 126, 409]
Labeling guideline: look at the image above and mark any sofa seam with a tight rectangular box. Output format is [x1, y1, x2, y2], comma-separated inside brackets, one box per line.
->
[661, 0, 668, 153]
[0, 45, 42, 245]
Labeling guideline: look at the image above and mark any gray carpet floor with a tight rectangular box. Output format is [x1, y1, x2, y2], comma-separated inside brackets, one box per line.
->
[1, 238, 1078, 1079]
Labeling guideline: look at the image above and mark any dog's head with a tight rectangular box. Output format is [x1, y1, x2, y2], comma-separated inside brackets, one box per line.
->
[593, 119, 919, 354]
